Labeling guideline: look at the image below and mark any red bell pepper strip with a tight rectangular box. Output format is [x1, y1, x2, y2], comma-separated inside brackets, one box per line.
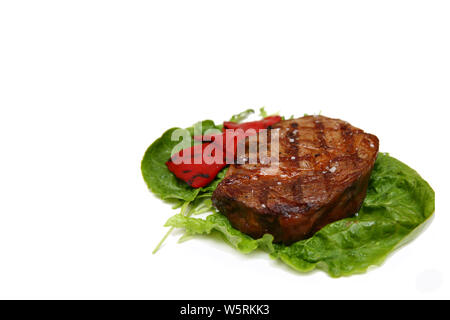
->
[223, 115, 282, 131]
[166, 142, 226, 188]
[166, 115, 282, 188]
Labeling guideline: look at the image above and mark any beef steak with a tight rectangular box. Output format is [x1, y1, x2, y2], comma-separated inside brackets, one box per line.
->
[211, 115, 379, 244]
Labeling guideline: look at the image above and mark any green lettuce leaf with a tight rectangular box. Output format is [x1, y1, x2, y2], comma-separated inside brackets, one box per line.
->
[166, 212, 275, 254]
[258, 107, 269, 118]
[228, 108, 254, 123]
[164, 153, 435, 277]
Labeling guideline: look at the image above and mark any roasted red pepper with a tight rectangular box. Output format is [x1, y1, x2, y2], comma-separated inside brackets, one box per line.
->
[223, 115, 282, 131]
[165, 143, 226, 188]
[166, 115, 282, 188]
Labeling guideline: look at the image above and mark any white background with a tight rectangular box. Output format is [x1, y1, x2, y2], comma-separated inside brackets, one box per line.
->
[0, 1, 448, 299]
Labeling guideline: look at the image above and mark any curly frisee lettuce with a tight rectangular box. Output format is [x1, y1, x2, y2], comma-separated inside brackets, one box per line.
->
[141, 109, 435, 277]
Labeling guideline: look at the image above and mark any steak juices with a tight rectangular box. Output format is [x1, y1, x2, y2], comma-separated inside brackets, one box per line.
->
[212, 115, 379, 244]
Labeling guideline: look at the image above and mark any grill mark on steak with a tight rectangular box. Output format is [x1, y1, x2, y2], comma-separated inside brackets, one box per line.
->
[313, 117, 332, 194]
[313, 117, 328, 150]
[286, 130, 299, 158]
[340, 122, 356, 154]
[212, 115, 379, 244]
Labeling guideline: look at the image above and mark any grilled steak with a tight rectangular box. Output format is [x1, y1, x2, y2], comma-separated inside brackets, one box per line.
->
[212, 115, 379, 244]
